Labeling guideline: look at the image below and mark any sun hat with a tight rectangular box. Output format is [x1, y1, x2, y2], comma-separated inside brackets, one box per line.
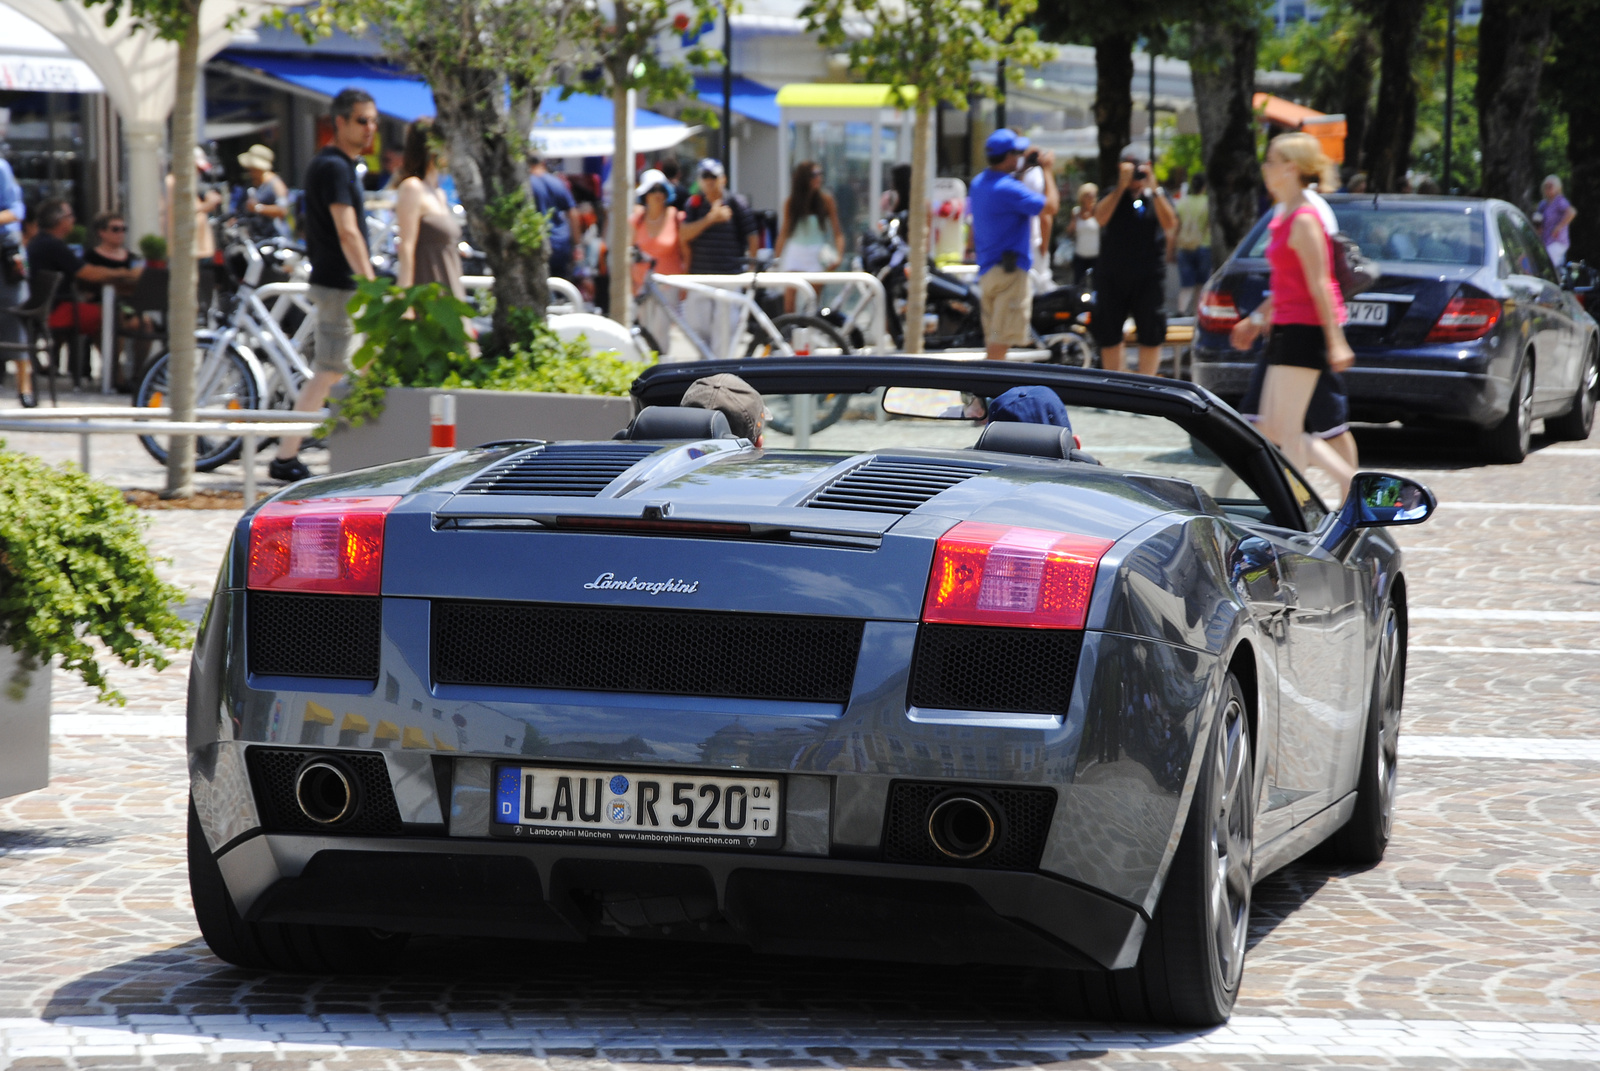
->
[237, 144, 275, 171]
[635, 168, 674, 203]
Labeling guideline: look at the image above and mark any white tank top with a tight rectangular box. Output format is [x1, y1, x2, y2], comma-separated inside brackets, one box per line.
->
[1074, 213, 1100, 258]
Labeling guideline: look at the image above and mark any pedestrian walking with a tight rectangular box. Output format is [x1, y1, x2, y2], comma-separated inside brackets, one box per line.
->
[394, 119, 465, 301]
[1536, 175, 1577, 268]
[1228, 132, 1356, 498]
[269, 87, 377, 484]
[529, 153, 580, 284]
[678, 158, 758, 357]
[164, 147, 224, 318]
[0, 131, 29, 406]
[630, 168, 684, 355]
[238, 145, 289, 240]
[774, 160, 844, 311]
[968, 129, 1058, 361]
[1065, 182, 1099, 284]
[1089, 145, 1176, 375]
[1175, 172, 1212, 315]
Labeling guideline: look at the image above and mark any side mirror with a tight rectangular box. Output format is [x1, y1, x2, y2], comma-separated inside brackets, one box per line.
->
[1320, 471, 1436, 553]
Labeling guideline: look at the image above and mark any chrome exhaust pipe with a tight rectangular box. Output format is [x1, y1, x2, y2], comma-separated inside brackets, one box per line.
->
[295, 759, 358, 825]
[927, 795, 998, 860]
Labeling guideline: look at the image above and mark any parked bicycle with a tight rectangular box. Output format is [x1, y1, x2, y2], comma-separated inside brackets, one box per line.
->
[134, 232, 315, 471]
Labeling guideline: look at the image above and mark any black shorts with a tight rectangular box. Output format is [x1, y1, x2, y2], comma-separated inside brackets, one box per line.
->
[1265, 322, 1328, 370]
[1239, 357, 1350, 438]
[1090, 274, 1166, 348]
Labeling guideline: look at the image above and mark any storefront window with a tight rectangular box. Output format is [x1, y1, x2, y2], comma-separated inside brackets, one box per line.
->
[1, 92, 87, 226]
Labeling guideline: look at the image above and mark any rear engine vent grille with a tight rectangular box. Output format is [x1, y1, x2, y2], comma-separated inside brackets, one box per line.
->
[881, 781, 1056, 870]
[248, 592, 381, 679]
[432, 600, 863, 703]
[245, 747, 403, 835]
[459, 443, 659, 497]
[908, 624, 1083, 716]
[808, 457, 988, 515]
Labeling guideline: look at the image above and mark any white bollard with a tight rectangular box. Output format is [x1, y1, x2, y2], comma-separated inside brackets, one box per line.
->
[429, 393, 457, 453]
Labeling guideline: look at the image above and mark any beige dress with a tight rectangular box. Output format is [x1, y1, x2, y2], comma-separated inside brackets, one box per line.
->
[414, 208, 464, 299]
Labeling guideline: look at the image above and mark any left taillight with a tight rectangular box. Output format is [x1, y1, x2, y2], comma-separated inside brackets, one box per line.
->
[922, 521, 1114, 630]
[1425, 293, 1502, 343]
[247, 496, 402, 595]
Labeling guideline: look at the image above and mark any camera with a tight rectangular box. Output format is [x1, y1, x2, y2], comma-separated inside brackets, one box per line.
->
[1024, 149, 1040, 170]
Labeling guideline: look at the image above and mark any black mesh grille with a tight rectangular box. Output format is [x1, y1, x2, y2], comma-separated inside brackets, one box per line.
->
[881, 782, 1057, 870]
[908, 624, 1083, 715]
[459, 443, 659, 496]
[245, 748, 403, 835]
[248, 592, 382, 679]
[432, 601, 863, 702]
[808, 457, 988, 515]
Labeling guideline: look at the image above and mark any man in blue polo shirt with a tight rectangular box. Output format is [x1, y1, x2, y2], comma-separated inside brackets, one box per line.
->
[968, 129, 1058, 360]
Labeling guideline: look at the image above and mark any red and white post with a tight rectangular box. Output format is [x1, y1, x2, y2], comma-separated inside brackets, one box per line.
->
[429, 393, 457, 454]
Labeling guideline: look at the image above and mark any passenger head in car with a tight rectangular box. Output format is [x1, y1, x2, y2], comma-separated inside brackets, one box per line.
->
[682, 373, 765, 445]
[986, 385, 1072, 431]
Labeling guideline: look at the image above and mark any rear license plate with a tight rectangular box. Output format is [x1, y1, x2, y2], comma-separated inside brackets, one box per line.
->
[493, 765, 782, 850]
[1346, 301, 1388, 325]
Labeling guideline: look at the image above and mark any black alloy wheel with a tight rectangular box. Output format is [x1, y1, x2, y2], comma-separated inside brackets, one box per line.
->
[1482, 357, 1534, 464]
[1546, 340, 1599, 442]
[1322, 599, 1406, 864]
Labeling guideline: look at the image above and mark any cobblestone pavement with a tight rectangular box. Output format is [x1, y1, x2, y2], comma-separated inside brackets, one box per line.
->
[5, 418, 1600, 1068]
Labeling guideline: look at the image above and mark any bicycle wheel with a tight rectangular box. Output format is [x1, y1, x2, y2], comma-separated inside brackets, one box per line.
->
[633, 323, 664, 360]
[135, 347, 261, 471]
[744, 313, 853, 359]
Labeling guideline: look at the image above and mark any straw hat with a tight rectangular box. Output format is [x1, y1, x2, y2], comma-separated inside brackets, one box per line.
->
[237, 144, 275, 171]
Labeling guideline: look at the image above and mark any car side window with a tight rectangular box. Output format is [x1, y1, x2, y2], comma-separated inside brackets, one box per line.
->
[1497, 213, 1533, 278]
[1512, 214, 1561, 284]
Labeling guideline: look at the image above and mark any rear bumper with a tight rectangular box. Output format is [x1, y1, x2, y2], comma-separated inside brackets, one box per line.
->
[216, 832, 1147, 971]
[1192, 342, 1509, 428]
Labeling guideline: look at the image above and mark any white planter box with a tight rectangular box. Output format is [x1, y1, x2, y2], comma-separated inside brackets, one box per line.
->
[326, 387, 636, 473]
[0, 646, 50, 801]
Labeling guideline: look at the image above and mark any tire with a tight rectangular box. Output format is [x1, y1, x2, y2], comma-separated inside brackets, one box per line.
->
[135, 348, 261, 471]
[745, 313, 853, 359]
[1481, 356, 1533, 464]
[1061, 675, 1254, 1025]
[1321, 598, 1406, 864]
[188, 799, 408, 972]
[1545, 340, 1598, 442]
[765, 393, 855, 436]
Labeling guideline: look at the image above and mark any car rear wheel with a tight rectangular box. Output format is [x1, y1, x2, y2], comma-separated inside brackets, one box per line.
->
[1545, 341, 1598, 442]
[1481, 357, 1534, 464]
[188, 799, 408, 973]
[1320, 598, 1405, 864]
[1059, 674, 1253, 1025]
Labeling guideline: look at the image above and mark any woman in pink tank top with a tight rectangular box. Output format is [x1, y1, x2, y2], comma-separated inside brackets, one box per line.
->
[1229, 133, 1356, 496]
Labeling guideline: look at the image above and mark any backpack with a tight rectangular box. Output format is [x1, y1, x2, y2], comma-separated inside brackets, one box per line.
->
[1332, 232, 1380, 298]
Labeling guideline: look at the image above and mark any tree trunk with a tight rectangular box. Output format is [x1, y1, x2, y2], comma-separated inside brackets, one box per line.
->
[1552, 2, 1600, 264]
[163, 12, 201, 499]
[608, 75, 635, 327]
[1337, 19, 1377, 174]
[1093, 34, 1135, 187]
[904, 104, 932, 355]
[1189, 13, 1261, 258]
[1363, 0, 1425, 192]
[1477, 0, 1554, 212]
[432, 71, 547, 351]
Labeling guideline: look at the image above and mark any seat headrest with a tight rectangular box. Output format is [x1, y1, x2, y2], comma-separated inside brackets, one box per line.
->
[623, 405, 735, 440]
[974, 421, 1073, 460]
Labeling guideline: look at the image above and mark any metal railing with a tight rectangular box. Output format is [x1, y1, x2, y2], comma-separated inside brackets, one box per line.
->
[0, 407, 325, 505]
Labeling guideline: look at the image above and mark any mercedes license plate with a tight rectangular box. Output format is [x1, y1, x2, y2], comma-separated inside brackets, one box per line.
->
[1346, 301, 1388, 325]
[493, 765, 782, 849]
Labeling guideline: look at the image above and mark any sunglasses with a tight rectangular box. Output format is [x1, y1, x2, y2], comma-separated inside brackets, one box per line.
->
[103, 224, 126, 233]
[348, 116, 378, 127]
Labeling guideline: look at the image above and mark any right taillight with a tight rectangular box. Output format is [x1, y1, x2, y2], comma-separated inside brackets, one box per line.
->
[1425, 294, 1501, 343]
[248, 496, 401, 595]
[1197, 288, 1241, 334]
[922, 522, 1113, 630]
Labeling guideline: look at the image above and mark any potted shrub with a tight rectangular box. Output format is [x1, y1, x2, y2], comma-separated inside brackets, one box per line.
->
[324, 281, 645, 471]
[138, 234, 169, 269]
[0, 448, 189, 799]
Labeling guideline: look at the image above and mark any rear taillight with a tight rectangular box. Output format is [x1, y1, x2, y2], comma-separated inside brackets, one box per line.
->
[1425, 294, 1501, 343]
[922, 521, 1113, 630]
[248, 496, 401, 594]
[1197, 288, 1241, 334]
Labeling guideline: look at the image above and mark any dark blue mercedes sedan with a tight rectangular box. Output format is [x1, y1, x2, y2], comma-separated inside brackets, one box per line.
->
[1190, 195, 1599, 462]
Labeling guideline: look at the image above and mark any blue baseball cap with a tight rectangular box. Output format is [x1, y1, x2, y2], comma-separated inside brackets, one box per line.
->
[984, 128, 1030, 158]
[987, 386, 1071, 430]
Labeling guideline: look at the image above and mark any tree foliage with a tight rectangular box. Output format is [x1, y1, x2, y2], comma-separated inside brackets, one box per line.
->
[801, 0, 1050, 352]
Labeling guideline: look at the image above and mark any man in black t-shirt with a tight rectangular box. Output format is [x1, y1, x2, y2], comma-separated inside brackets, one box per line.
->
[1088, 144, 1177, 376]
[27, 201, 138, 368]
[679, 158, 758, 357]
[270, 87, 378, 483]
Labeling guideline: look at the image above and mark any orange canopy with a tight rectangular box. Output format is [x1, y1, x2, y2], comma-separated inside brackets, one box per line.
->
[1253, 93, 1347, 164]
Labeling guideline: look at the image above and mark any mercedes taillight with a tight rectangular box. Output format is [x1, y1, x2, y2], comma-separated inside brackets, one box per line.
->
[247, 496, 401, 594]
[922, 522, 1114, 630]
[1197, 287, 1241, 334]
[1425, 292, 1502, 343]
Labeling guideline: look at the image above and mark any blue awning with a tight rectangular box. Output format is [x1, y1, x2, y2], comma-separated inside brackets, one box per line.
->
[215, 50, 436, 122]
[537, 92, 678, 129]
[693, 75, 779, 127]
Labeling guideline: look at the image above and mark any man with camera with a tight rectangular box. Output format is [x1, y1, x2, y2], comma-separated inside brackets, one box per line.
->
[968, 129, 1058, 361]
[1089, 144, 1177, 375]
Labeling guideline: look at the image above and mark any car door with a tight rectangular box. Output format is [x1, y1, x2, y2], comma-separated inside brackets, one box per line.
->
[1497, 211, 1571, 407]
[1510, 211, 1581, 406]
